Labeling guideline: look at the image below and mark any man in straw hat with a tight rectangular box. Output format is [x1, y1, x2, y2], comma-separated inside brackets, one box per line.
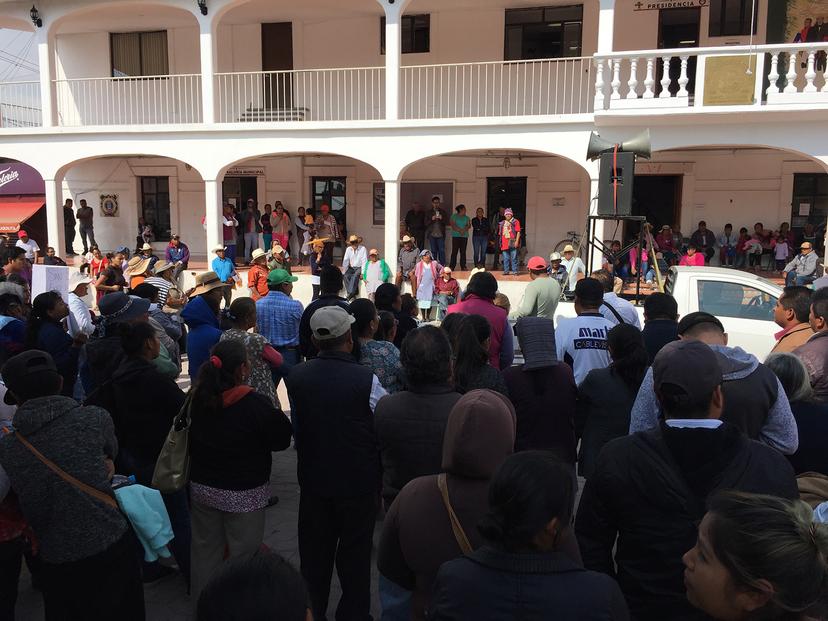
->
[396, 235, 419, 294]
[138, 242, 159, 271]
[210, 245, 237, 308]
[144, 260, 182, 311]
[181, 271, 230, 381]
[561, 244, 586, 296]
[343, 234, 368, 301]
[247, 248, 270, 302]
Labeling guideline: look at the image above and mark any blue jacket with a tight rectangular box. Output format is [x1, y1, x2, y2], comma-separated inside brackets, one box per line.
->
[211, 256, 235, 283]
[36, 321, 79, 398]
[181, 296, 222, 381]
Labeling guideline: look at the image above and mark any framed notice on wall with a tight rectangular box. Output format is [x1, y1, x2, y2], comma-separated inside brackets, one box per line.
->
[373, 183, 385, 225]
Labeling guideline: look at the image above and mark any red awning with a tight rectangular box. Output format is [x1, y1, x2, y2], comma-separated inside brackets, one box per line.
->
[0, 197, 45, 233]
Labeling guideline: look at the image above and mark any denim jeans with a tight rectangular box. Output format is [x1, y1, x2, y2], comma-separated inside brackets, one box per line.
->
[224, 243, 237, 264]
[786, 272, 816, 287]
[274, 346, 300, 429]
[472, 235, 487, 267]
[501, 248, 517, 273]
[429, 236, 446, 265]
[379, 574, 413, 621]
[436, 294, 456, 320]
[243, 232, 259, 262]
[79, 225, 96, 253]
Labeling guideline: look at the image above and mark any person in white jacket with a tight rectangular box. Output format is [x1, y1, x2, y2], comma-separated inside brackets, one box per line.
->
[67, 271, 95, 338]
[342, 234, 368, 301]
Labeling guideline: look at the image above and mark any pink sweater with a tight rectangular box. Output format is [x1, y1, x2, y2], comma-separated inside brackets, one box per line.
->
[679, 252, 705, 267]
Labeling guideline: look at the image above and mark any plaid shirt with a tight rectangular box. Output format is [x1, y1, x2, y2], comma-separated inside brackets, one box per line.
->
[256, 291, 304, 347]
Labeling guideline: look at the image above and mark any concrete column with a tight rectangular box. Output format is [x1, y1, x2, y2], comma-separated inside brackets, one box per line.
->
[199, 18, 217, 124]
[384, 180, 400, 267]
[383, 8, 402, 120]
[204, 179, 223, 257]
[596, 0, 616, 54]
[44, 178, 63, 253]
[36, 30, 55, 127]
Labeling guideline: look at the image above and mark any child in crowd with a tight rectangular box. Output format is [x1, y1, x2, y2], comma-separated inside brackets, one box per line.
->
[400, 293, 420, 327]
[718, 223, 737, 267]
[679, 243, 705, 267]
[493, 292, 511, 314]
[774, 236, 790, 270]
[645, 252, 669, 285]
[734, 226, 750, 269]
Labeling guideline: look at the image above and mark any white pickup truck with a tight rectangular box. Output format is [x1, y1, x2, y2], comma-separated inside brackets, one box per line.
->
[553, 266, 784, 359]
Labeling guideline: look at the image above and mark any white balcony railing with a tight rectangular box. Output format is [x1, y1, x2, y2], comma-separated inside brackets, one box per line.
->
[400, 57, 594, 119]
[594, 42, 828, 111]
[0, 81, 41, 128]
[54, 74, 203, 126]
[215, 67, 385, 123]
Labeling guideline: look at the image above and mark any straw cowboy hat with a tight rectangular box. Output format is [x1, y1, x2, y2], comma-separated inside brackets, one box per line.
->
[153, 260, 175, 275]
[400, 235, 415, 244]
[311, 237, 330, 249]
[126, 255, 151, 276]
[191, 271, 230, 296]
[140, 243, 153, 252]
[251, 248, 267, 262]
[562, 244, 576, 254]
[348, 234, 363, 244]
[212, 245, 226, 254]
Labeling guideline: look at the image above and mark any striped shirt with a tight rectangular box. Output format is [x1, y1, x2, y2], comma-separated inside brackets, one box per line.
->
[144, 276, 172, 307]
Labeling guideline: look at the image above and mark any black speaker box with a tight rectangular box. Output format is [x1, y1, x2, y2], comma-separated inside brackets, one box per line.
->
[597, 151, 635, 216]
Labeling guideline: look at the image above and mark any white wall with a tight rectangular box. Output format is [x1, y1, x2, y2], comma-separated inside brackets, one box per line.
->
[63, 157, 204, 255]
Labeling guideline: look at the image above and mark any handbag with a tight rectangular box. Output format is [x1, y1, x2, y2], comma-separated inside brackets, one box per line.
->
[15, 431, 119, 511]
[152, 390, 194, 493]
[437, 473, 472, 555]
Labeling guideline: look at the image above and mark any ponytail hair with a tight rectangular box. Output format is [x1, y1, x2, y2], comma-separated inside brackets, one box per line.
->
[607, 324, 648, 391]
[191, 339, 248, 416]
[226, 298, 256, 329]
[478, 451, 576, 552]
[706, 491, 828, 619]
[25, 291, 63, 349]
[452, 314, 490, 393]
[119, 321, 157, 357]
[376, 311, 396, 342]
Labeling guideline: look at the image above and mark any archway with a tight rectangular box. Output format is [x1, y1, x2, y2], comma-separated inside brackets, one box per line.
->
[55, 154, 205, 257]
[399, 148, 593, 275]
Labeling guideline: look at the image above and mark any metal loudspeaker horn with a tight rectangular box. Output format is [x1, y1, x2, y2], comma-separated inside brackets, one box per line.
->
[586, 129, 652, 161]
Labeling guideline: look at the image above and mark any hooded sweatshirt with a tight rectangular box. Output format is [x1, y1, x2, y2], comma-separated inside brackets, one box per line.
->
[628, 344, 798, 455]
[377, 390, 516, 621]
[0, 396, 126, 563]
[182, 295, 222, 381]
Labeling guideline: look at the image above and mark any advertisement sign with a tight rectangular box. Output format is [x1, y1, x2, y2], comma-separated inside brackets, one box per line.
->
[0, 162, 45, 196]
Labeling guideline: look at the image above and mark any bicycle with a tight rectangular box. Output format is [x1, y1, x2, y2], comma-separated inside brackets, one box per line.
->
[553, 231, 587, 262]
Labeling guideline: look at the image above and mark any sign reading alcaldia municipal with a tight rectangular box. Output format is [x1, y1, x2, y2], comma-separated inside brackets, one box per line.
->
[634, 0, 707, 10]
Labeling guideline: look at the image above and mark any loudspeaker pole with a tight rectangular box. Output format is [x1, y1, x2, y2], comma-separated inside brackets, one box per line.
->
[586, 214, 647, 304]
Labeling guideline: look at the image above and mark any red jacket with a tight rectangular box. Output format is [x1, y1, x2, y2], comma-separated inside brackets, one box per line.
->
[248, 264, 269, 301]
[447, 294, 510, 369]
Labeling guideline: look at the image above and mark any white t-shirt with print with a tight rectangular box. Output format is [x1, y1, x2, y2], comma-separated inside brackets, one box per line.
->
[15, 238, 40, 260]
[555, 313, 614, 384]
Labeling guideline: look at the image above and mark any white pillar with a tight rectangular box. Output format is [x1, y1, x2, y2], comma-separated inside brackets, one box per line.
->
[44, 178, 63, 253]
[384, 180, 400, 267]
[383, 9, 402, 120]
[597, 0, 616, 54]
[205, 179, 223, 258]
[36, 30, 54, 127]
[199, 17, 217, 124]
[589, 177, 605, 272]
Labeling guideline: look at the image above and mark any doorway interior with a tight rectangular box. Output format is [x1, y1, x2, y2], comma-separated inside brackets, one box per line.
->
[657, 8, 700, 96]
[624, 175, 682, 242]
[487, 177, 528, 230]
[262, 22, 294, 110]
[222, 176, 258, 210]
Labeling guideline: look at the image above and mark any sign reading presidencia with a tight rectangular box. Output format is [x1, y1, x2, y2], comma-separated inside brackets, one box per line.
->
[634, 0, 707, 9]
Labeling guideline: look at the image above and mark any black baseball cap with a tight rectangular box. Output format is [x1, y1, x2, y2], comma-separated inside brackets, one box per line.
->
[652, 340, 722, 400]
[677, 311, 724, 336]
[2, 350, 61, 405]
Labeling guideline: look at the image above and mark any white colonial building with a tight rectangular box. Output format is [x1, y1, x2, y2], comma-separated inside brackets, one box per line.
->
[0, 0, 826, 266]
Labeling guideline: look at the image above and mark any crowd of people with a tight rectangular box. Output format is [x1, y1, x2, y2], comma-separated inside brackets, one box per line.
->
[1, 209, 828, 621]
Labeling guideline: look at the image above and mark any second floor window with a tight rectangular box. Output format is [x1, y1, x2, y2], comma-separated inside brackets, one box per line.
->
[505, 5, 583, 61]
[111, 31, 169, 77]
[708, 0, 757, 37]
[381, 15, 430, 54]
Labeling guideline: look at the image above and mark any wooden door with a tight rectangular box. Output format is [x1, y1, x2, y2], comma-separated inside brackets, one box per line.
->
[262, 23, 293, 109]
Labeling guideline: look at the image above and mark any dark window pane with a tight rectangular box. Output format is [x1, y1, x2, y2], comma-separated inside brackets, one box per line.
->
[504, 5, 583, 60]
[158, 177, 169, 192]
[142, 177, 156, 193]
[563, 22, 583, 56]
[545, 5, 583, 22]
